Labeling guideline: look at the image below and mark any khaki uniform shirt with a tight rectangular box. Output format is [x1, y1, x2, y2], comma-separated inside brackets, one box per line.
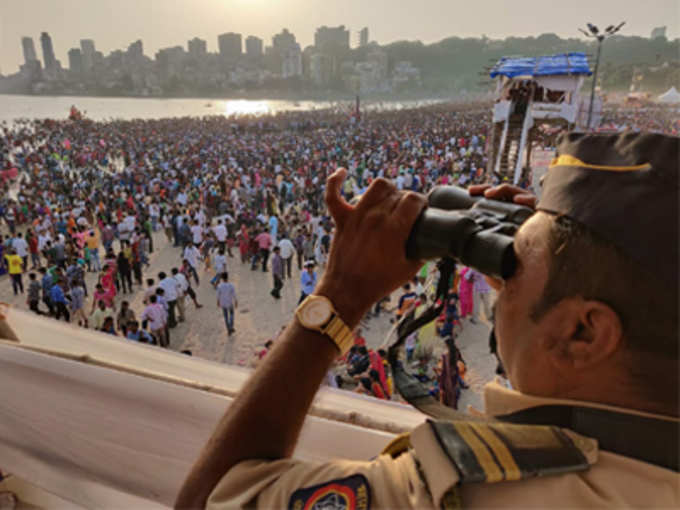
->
[207, 380, 680, 509]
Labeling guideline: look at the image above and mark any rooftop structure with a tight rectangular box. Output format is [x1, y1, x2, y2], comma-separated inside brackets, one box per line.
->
[489, 52, 591, 79]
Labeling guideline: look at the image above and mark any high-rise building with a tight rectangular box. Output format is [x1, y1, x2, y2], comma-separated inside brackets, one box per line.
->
[21, 37, 38, 65]
[80, 39, 96, 72]
[218, 32, 242, 58]
[156, 46, 185, 81]
[281, 44, 302, 78]
[188, 37, 207, 57]
[127, 40, 144, 58]
[651, 26, 667, 39]
[68, 48, 82, 74]
[266, 30, 301, 78]
[359, 27, 369, 47]
[314, 25, 350, 51]
[40, 32, 57, 71]
[272, 29, 297, 51]
[245, 36, 263, 58]
[367, 48, 388, 79]
[108, 50, 124, 70]
[310, 53, 332, 85]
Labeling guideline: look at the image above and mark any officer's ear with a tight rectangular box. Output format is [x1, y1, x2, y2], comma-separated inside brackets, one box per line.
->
[546, 298, 623, 372]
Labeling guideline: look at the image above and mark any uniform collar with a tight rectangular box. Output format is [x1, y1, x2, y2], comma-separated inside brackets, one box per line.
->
[482, 379, 679, 424]
[483, 379, 679, 472]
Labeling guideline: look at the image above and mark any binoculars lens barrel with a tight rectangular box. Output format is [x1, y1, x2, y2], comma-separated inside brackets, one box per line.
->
[405, 186, 533, 279]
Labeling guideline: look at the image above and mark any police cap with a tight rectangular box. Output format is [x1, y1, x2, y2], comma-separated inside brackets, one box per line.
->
[537, 132, 679, 283]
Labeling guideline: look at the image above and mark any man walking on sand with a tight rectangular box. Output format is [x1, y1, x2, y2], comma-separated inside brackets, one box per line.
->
[216, 272, 237, 335]
[141, 294, 167, 348]
[299, 261, 317, 304]
[255, 229, 272, 272]
[278, 234, 295, 280]
[270, 246, 283, 299]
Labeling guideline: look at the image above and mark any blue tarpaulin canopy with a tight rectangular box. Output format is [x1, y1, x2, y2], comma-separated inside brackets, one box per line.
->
[490, 52, 592, 79]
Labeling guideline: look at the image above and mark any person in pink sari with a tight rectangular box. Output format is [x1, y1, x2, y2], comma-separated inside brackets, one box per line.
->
[91, 283, 114, 313]
[100, 264, 117, 301]
[458, 266, 474, 319]
[238, 225, 250, 264]
[73, 228, 87, 250]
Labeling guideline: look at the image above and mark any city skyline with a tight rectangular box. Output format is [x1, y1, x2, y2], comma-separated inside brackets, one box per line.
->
[1, 0, 678, 74]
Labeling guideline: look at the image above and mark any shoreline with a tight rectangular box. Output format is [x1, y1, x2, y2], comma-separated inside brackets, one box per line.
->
[0, 90, 460, 103]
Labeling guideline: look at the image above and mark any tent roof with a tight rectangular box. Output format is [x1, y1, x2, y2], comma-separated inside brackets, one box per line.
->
[490, 52, 592, 79]
[658, 86, 680, 103]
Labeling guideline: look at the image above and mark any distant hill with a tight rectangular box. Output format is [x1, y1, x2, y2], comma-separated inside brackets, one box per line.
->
[379, 33, 680, 94]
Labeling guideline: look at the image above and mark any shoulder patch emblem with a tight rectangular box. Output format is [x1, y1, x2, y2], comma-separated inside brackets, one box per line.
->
[288, 474, 371, 510]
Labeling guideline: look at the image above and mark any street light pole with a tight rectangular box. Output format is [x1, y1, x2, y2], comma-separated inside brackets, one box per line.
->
[579, 21, 625, 131]
[586, 36, 604, 130]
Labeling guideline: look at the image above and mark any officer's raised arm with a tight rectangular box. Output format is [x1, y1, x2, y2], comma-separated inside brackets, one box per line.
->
[174, 169, 426, 509]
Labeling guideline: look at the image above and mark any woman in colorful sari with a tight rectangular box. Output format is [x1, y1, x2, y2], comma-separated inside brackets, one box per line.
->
[368, 350, 390, 399]
[238, 224, 250, 264]
[100, 263, 117, 302]
[103, 250, 119, 292]
[458, 266, 474, 319]
[91, 283, 114, 313]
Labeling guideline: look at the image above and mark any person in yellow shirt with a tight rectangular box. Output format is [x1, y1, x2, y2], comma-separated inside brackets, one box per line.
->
[66, 215, 77, 235]
[85, 228, 101, 272]
[5, 249, 24, 295]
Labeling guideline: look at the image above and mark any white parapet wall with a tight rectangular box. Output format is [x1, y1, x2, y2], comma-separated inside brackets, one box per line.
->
[0, 307, 426, 508]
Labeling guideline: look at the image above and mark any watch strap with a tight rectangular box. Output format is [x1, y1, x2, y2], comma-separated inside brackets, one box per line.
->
[295, 295, 355, 355]
[320, 314, 354, 355]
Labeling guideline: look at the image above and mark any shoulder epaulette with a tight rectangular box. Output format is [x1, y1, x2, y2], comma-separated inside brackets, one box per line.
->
[381, 431, 412, 458]
[411, 419, 597, 485]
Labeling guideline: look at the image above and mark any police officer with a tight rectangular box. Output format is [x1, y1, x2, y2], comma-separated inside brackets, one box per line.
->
[176, 132, 679, 509]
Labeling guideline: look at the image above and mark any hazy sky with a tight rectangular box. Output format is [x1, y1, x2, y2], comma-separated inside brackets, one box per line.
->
[1, 0, 678, 73]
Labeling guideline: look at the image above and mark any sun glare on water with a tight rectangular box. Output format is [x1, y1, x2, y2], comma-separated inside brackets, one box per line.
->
[220, 100, 271, 117]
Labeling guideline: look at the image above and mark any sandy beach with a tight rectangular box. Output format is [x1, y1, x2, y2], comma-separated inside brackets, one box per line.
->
[0, 228, 497, 413]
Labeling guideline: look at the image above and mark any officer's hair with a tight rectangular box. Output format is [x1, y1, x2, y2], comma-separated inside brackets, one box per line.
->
[533, 214, 678, 407]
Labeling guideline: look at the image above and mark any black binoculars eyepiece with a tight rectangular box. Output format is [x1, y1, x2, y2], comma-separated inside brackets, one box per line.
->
[405, 186, 534, 279]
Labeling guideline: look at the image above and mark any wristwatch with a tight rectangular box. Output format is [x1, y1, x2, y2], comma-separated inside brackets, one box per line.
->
[295, 295, 354, 355]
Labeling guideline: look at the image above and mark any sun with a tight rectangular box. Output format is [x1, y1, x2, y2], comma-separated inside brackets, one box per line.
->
[221, 100, 270, 117]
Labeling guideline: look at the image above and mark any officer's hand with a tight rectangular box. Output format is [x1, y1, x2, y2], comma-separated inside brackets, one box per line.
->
[468, 183, 537, 209]
[316, 168, 425, 328]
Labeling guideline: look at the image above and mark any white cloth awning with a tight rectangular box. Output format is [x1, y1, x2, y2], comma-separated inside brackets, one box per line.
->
[658, 86, 680, 103]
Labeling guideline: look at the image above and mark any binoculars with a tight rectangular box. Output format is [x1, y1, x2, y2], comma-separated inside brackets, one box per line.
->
[405, 186, 534, 279]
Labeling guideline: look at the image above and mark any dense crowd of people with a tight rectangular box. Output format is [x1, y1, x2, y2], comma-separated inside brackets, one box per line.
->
[598, 104, 680, 134]
[0, 101, 674, 406]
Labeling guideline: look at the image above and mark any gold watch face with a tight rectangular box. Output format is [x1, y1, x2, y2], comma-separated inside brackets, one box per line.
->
[299, 297, 332, 328]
